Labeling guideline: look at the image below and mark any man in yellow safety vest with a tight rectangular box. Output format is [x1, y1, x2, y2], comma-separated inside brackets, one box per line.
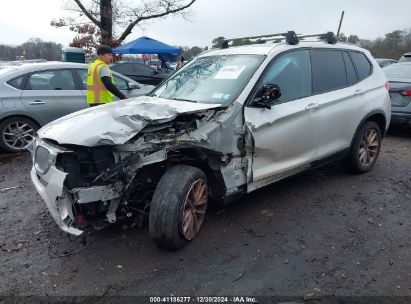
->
[87, 45, 126, 106]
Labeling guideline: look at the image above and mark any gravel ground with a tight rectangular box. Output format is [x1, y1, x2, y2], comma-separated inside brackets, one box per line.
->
[0, 127, 410, 298]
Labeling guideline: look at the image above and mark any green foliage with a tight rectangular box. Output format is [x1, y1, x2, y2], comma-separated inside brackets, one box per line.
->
[0, 38, 62, 61]
[361, 29, 411, 60]
[338, 33, 347, 42]
[179, 46, 206, 60]
[347, 35, 360, 44]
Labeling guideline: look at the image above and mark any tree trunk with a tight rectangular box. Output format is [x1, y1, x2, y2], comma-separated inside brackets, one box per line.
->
[100, 0, 113, 45]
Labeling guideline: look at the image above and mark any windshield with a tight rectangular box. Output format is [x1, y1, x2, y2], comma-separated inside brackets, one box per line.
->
[383, 64, 411, 79]
[150, 54, 265, 105]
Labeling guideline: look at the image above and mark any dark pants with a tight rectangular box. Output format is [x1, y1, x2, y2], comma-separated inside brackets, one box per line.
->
[89, 104, 102, 107]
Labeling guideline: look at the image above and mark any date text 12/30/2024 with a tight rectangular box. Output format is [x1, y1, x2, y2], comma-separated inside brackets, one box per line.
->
[150, 297, 257, 303]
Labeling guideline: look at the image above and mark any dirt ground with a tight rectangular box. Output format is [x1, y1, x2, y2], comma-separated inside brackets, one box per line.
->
[0, 126, 410, 299]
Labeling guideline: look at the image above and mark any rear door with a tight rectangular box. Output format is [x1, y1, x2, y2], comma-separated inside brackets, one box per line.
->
[20, 69, 87, 125]
[311, 49, 371, 157]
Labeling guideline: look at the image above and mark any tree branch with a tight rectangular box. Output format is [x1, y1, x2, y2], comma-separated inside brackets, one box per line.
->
[73, 0, 101, 27]
[118, 0, 196, 42]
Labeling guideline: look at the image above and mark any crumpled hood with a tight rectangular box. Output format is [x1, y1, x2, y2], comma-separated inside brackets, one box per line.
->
[38, 96, 221, 146]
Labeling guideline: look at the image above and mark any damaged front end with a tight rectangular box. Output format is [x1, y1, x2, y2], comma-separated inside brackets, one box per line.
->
[31, 97, 249, 236]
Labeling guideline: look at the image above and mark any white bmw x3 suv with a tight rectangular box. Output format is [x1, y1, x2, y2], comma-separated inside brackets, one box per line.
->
[31, 32, 390, 249]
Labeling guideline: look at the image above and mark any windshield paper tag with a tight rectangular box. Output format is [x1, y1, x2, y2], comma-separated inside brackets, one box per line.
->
[214, 65, 246, 79]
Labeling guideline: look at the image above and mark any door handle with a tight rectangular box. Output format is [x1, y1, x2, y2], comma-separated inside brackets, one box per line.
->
[28, 100, 45, 105]
[354, 89, 364, 96]
[305, 103, 320, 111]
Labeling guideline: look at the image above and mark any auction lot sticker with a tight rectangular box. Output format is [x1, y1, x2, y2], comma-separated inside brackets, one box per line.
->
[214, 65, 246, 79]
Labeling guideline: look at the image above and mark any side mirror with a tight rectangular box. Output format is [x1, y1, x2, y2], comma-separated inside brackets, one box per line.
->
[253, 84, 281, 109]
[128, 82, 140, 90]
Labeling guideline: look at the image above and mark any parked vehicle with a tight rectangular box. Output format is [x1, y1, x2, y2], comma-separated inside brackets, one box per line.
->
[30, 31, 390, 250]
[399, 52, 411, 62]
[0, 62, 153, 152]
[375, 58, 398, 68]
[382, 62, 411, 125]
[110, 62, 172, 86]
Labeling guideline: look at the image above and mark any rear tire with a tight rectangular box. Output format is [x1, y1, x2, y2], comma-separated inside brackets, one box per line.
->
[343, 121, 382, 174]
[0, 117, 38, 153]
[149, 165, 208, 250]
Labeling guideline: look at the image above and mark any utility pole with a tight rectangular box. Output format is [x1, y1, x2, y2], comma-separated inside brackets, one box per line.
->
[337, 11, 345, 37]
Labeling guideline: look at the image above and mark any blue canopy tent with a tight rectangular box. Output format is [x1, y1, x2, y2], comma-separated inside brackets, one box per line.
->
[113, 36, 182, 68]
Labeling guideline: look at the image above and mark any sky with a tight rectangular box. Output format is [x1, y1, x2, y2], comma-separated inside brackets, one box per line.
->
[0, 0, 410, 48]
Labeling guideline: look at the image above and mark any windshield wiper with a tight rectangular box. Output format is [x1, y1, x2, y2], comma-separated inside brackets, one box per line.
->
[169, 98, 196, 103]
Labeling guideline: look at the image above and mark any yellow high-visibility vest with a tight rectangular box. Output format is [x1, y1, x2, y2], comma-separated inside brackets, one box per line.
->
[87, 59, 114, 104]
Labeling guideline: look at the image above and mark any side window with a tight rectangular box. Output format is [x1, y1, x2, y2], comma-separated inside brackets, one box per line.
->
[113, 63, 135, 74]
[135, 64, 155, 74]
[26, 70, 76, 90]
[350, 51, 372, 81]
[311, 49, 346, 93]
[77, 69, 88, 89]
[77, 68, 128, 90]
[113, 75, 128, 90]
[257, 49, 312, 103]
[343, 51, 358, 85]
[6, 75, 25, 89]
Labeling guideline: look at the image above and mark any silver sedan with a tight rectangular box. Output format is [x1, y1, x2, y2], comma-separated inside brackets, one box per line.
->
[0, 62, 154, 152]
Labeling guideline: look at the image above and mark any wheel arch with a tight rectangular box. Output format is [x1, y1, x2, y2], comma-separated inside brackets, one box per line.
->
[350, 110, 387, 148]
[0, 114, 41, 128]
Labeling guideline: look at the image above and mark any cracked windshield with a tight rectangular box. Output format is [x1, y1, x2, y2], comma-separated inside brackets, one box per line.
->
[151, 55, 265, 105]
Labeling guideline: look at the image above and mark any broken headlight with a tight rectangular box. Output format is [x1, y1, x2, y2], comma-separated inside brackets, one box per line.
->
[34, 145, 55, 174]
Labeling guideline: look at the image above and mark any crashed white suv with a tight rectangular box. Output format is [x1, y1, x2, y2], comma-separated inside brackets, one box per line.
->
[31, 32, 390, 249]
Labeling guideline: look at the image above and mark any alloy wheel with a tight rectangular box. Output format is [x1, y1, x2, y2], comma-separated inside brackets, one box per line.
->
[358, 128, 379, 168]
[182, 179, 207, 240]
[2, 121, 36, 151]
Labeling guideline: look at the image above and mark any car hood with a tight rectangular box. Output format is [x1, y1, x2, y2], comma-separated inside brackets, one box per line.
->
[38, 96, 221, 146]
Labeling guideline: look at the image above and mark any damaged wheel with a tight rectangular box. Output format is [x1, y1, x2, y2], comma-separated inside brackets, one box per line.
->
[149, 165, 208, 250]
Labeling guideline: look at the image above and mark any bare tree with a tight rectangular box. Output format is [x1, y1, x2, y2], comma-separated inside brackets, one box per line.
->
[51, 0, 196, 52]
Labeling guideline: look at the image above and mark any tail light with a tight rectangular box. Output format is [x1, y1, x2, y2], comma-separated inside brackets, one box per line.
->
[399, 89, 411, 96]
[384, 81, 391, 91]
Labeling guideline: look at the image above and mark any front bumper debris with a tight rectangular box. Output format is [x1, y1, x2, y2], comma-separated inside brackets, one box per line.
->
[31, 166, 83, 236]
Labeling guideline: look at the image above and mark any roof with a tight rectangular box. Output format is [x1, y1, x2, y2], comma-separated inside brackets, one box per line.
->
[0, 62, 88, 79]
[199, 41, 368, 57]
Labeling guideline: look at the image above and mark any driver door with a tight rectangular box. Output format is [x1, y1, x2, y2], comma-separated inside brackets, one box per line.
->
[244, 49, 322, 191]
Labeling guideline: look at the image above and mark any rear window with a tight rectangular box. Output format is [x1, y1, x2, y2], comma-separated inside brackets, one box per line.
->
[350, 51, 372, 81]
[112, 63, 135, 74]
[311, 49, 346, 93]
[6, 75, 25, 89]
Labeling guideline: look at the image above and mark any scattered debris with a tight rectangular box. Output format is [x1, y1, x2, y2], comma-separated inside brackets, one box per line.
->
[232, 272, 245, 283]
[0, 186, 21, 193]
[348, 228, 356, 233]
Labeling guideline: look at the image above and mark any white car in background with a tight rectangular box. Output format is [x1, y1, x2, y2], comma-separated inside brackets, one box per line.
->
[0, 62, 153, 152]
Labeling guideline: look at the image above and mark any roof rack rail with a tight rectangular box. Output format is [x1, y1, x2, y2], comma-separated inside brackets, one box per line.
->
[221, 31, 337, 48]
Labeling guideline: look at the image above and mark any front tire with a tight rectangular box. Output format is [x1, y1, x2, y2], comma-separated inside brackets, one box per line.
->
[343, 121, 382, 174]
[149, 165, 208, 250]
